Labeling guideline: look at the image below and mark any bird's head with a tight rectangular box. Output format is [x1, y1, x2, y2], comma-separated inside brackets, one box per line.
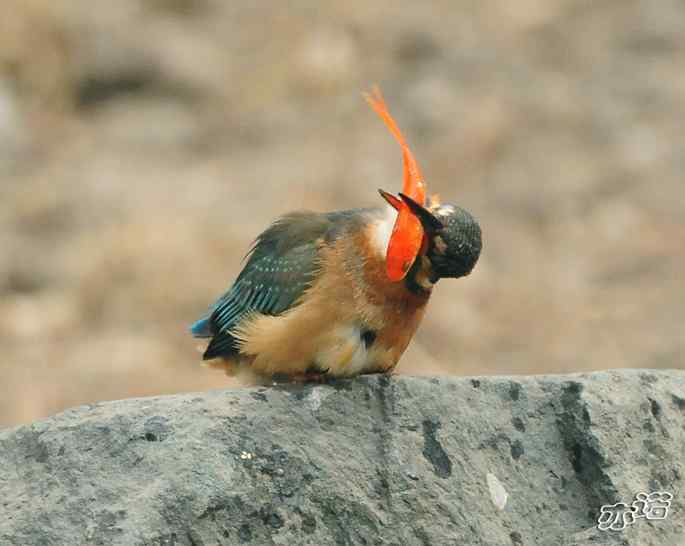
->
[365, 86, 481, 285]
[379, 190, 482, 282]
[407, 194, 482, 280]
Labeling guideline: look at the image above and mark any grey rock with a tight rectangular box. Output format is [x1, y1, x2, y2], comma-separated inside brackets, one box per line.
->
[1, 370, 683, 546]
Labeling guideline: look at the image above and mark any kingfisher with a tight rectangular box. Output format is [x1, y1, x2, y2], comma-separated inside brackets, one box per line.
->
[190, 87, 482, 380]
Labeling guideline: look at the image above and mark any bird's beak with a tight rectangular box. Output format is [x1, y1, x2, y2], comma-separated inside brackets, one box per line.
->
[378, 188, 402, 210]
[398, 193, 442, 233]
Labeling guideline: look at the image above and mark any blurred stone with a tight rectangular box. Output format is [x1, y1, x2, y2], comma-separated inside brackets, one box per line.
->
[394, 31, 441, 65]
[0, 292, 80, 339]
[91, 98, 203, 148]
[0, 80, 28, 171]
[295, 28, 358, 94]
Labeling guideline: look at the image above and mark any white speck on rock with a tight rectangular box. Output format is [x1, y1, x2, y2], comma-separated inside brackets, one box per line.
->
[487, 472, 508, 511]
[307, 387, 332, 411]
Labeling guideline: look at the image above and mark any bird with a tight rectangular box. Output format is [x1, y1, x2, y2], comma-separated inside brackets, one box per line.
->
[190, 87, 482, 380]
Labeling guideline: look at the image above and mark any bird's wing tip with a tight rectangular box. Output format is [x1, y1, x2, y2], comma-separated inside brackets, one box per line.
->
[190, 317, 212, 338]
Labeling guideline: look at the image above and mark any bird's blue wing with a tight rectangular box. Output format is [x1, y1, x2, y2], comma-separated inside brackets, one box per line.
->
[193, 212, 334, 360]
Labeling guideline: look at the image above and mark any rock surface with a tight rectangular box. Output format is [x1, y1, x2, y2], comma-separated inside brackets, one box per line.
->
[1, 370, 683, 546]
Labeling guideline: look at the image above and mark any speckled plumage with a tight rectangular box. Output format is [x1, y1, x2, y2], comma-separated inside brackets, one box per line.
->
[193, 211, 336, 359]
[192, 209, 377, 359]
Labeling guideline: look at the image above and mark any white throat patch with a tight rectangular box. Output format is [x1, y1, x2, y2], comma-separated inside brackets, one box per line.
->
[371, 205, 397, 258]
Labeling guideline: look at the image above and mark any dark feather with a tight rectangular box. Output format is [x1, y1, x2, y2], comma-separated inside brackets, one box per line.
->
[203, 331, 240, 360]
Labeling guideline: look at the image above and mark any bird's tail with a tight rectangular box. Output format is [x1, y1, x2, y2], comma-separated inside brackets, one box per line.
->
[190, 317, 212, 338]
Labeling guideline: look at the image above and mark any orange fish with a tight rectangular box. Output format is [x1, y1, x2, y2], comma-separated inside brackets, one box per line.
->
[364, 86, 427, 281]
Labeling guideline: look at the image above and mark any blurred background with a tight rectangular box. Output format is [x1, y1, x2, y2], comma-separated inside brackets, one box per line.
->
[1, 1, 683, 427]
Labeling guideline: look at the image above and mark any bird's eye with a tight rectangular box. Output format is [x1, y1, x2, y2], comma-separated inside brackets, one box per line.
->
[433, 235, 448, 255]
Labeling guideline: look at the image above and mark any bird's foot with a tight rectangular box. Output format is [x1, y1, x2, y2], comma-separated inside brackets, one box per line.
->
[294, 372, 329, 383]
